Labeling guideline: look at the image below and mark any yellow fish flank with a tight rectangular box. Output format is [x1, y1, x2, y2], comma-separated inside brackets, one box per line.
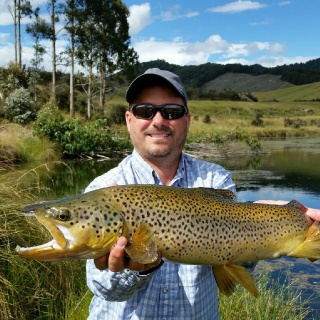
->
[16, 185, 320, 297]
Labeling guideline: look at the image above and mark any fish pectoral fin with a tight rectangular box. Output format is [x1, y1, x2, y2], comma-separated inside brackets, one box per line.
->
[288, 221, 320, 260]
[125, 221, 158, 264]
[212, 263, 259, 298]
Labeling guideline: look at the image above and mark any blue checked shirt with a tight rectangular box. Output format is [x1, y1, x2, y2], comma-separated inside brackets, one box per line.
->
[86, 149, 236, 320]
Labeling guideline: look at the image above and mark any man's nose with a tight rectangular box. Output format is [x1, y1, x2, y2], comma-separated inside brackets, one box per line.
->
[152, 111, 167, 123]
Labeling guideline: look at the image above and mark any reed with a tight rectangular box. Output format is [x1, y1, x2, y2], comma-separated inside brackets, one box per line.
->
[0, 123, 60, 165]
[219, 272, 314, 320]
[0, 168, 90, 320]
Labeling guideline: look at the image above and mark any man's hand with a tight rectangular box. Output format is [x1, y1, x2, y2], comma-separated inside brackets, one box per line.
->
[94, 236, 162, 272]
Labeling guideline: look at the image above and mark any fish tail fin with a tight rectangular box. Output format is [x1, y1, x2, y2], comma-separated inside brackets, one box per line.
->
[288, 221, 320, 260]
[212, 263, 259, 298]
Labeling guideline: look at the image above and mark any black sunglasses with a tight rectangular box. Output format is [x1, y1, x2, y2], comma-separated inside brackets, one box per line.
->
[130, 104, 188, 120]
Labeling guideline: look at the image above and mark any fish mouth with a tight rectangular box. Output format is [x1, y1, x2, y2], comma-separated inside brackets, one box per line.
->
[15, 211, 75, 261]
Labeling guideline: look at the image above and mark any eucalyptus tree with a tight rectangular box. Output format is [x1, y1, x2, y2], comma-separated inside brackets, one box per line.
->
[25, 12, 49, 102]
[25, 0, 63, 102]
[6, 0, 33, 67]
[72, 0, 139, 119]
[62, 0, 78, 117]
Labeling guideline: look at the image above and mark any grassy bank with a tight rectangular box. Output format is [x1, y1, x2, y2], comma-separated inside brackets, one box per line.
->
[0, 123, 61, 166]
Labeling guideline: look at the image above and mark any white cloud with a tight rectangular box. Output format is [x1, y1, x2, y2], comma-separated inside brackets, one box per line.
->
[128, 3, 153, 35]
[250, 19, 273, 26]
[254, 55, 318, 68]
[208, 1, 267, 14]
[132, 35, 288, 66]
[160, 5, 199, 21]
[0, 33, 10, 41]
[278, 1, 291, 6]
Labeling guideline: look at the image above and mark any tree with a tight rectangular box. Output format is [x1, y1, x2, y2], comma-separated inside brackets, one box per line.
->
[6, 0, 33, 67]
[62, 0, 77, 117]
[25, 0, 63, 102]
[72, 0, 139, 119]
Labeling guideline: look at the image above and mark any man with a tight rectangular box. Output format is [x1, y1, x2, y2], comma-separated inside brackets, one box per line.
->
[86, 68, 320, 319]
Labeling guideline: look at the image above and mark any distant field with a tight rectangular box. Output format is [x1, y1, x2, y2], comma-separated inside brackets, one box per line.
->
[254, 82, 320, 102]
[187, 99, 320, 138]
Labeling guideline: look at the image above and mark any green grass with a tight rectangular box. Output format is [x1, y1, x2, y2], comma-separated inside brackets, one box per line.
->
[0, 123, 61, 164]
[187, 100, 320, 140]
[0, 168, 91, 320]
[219, 272, 313, 320]
[254, 81, 320, 102]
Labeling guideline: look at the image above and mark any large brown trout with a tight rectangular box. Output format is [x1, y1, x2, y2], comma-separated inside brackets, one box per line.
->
[16, 185, 320, 297]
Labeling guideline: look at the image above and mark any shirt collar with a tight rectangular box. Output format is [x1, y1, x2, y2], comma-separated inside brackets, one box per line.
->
[131, 149, 186, 186]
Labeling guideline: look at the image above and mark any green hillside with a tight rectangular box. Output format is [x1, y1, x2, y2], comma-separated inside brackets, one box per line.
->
[202, 72, 294, 92]
[254, 82, 320, 102]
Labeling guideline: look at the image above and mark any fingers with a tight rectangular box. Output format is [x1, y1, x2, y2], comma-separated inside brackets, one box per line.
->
[94, 237, 162, 273]
[94, 253, 110, 271]
[108, 237, 128, 272]
[305, 207, 320, 222]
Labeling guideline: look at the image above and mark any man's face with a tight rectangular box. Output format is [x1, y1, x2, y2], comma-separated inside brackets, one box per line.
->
[126, 85, 191, 163]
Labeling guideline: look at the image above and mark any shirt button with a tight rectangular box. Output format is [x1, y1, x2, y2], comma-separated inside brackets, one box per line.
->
[163, 287, 169, 294]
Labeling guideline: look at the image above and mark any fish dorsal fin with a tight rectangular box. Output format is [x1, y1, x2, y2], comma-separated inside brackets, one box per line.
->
[195, 188, 236, 201]
[212, 263, 259, 298]
[125, 221, 158, 264]
[284, 200, 308, 213]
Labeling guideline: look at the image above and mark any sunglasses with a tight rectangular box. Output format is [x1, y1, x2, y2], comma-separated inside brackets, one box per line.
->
[130, 104, 188, 120]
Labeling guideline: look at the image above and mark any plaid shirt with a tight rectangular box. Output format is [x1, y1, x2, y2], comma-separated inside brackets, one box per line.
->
[86, 150, 236, 320]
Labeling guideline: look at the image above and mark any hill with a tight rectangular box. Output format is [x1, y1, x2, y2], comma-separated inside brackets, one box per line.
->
[139, 58, 320, 91]
[253, 81, 320, 102]
[202, 72, 293, 92]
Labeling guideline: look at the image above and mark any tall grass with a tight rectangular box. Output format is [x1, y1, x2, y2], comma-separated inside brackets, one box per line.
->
[0, 168, 91, 320]
[219, 272, 313, 320]
[0, 123, 61, 164]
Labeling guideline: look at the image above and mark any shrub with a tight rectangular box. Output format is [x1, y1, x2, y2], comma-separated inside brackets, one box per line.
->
[203, 114, 211, 124]
[4, 88, 36, 124]
[106, 103, 127, 125]
[284, 118, 307, 129]
[34, 107, 131, 156]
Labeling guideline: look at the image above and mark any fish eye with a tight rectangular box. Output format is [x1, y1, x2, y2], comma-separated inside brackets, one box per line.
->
[58, 209, 72, 221]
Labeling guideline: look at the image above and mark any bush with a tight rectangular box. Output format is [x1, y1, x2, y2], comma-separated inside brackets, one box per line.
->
[203, 114, 211, 124]
[4, 88, 36, 124]
[34, 107, 131, 156]
[106, 103, 127, 125]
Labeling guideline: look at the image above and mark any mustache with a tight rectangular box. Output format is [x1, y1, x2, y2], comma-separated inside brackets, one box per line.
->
[145, 126, 172, 135]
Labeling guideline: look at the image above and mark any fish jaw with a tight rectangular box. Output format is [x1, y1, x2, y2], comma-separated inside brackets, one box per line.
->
[16, 194, 124, 261]
[15, 212, 112, 261]
[15, 240, 108, 261]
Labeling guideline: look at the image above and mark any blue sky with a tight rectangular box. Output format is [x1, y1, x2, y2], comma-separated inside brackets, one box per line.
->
[1, 0, 319, 70]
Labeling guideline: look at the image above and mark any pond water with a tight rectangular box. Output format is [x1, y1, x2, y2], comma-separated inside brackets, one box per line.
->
[34, 137, 320, 318]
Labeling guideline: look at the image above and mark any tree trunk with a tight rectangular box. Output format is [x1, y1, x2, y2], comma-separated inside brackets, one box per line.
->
[87, 67, 92, 119]
[14, 0, 18, 64]
[51, 0, 56, 101]
[99, 66, 106, 117]
[18, 0, 21, 67]
[70, 34, 75, 117]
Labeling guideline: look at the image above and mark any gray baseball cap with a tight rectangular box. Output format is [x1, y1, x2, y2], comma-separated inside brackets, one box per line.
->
[126, 68, 188, 105]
